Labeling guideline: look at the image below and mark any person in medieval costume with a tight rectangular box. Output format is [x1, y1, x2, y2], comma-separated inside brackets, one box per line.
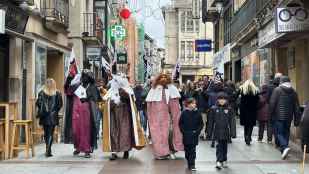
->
[102, 75, 146, 160]
[146, 74, 184, 160]
[64, 69, 100, 158]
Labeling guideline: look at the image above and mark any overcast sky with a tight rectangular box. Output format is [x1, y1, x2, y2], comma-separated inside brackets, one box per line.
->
[130, 0, 171, 48]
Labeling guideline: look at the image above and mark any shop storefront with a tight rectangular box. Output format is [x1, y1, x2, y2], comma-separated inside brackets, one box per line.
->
[241, 51, 260, 86]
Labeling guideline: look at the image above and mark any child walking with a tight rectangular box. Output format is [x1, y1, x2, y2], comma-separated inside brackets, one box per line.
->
[209, 92, 234, 170]
[179, 98, 204, 171]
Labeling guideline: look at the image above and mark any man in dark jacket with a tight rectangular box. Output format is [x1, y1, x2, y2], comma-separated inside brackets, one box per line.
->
[269, 76, 301, 159]
[134, 83, 147, 132]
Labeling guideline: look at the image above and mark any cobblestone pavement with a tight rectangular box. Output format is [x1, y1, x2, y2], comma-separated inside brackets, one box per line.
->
[0, 125, 308, 174]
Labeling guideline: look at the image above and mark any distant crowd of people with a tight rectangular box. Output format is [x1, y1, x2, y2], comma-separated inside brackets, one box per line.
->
[34, 68, 309, 171]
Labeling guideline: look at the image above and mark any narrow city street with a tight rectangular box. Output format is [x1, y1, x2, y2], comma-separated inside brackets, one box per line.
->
[0, 125, 307, 174]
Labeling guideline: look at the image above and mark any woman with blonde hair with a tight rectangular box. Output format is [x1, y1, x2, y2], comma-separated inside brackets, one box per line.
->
[239, 79, 259, 145]
[36, 78, 63, 157]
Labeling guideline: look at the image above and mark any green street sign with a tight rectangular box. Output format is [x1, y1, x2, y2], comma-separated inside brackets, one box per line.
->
[111, 25, 126, 40]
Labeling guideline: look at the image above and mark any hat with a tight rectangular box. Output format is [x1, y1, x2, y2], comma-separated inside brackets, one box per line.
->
[217, 92, 228, 100]
[280, 76, 290, 84]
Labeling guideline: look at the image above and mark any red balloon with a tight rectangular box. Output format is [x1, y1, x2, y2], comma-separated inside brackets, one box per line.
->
[120, 8, 131, 19]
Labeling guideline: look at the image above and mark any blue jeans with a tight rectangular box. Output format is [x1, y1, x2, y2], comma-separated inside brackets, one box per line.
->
[139, 110, 147, 132]
[274, 120, 291, 152]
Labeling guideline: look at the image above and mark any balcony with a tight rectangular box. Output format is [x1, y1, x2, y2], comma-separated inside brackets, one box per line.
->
[41, 0, 69, 32]
[230, 0, 257, 42]
[82, 13, 103, 46]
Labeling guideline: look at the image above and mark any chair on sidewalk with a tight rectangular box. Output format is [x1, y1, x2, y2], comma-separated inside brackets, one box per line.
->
[9, 101, 35, 159]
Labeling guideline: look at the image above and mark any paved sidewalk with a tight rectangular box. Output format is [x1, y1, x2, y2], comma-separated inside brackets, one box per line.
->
[0, 126, 308, 174]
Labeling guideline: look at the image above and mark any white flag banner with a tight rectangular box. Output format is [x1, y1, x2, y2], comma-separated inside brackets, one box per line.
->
[101, 56, 111, 71]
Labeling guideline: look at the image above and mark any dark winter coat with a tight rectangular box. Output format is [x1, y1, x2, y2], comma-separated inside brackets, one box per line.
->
[134, 86, 147, 111]
[257, 94, 269, 121]
[36, 91, 63, 126]
[239, 92, 259, 126]
[209, 104, 234, 141]
[301, 102, 309, 149]
[193, 88, 209, 113]
[269, 85, 301, 125]
[179, 109, 204, 146]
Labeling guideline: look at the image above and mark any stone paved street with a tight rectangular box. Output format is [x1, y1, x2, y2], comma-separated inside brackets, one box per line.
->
[0, 125, 308, 174]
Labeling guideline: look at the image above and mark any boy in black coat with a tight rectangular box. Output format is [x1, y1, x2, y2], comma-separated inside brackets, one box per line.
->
[209, 92, 234, 170]
[179, 98, 204, 171]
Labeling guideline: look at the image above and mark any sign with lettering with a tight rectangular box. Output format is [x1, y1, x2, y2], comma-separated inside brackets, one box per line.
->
[117, 52, 127, 64]
[276, 7, 309, 33]
[195, 39, 212, 52]
[0, 9, 5, 34]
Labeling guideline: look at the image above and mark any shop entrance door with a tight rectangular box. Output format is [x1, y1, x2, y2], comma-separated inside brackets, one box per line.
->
[0, 35, 9, 102]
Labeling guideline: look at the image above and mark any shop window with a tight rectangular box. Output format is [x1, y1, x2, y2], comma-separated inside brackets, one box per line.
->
[35, 46, 47, 96]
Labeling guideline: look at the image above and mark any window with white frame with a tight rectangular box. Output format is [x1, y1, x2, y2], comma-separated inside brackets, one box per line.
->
[186, 11, 194, 32]
[180, 41, 186, 60]
[195, 19, 199, 33]
[186, 41, 194, 59]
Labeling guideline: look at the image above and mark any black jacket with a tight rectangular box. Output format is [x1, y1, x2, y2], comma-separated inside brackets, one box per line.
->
[134, 86, 146, 111]
[239, 92, 259, 126]
[269, 85, 301, 125]
[36, 91, 63, 126]
[209, 104, 234, 141]
[193, 88, 209, 112]
[179, 109, 204, 146]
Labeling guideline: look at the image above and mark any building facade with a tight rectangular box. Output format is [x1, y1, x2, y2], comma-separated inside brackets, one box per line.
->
[163, 0, 214, 83]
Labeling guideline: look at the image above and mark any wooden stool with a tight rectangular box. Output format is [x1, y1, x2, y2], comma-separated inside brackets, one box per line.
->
[10, 120, 35, 159]
[0, 120, 5, 159]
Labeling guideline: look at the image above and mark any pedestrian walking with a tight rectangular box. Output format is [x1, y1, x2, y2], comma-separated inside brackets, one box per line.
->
[239, 80, 259, 146]
[269, 76, 301, 159]
[224, 80, 238, 141]
[134, 83, 148, 132]
[257, 85, 272, 143]
[179, 98, 204, 171]
[208, 92, 233, 169]
[36, 78, 63, 157]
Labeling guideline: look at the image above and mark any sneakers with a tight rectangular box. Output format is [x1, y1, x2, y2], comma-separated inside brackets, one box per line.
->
[282, 147, 290, 160]
[109, 153, 118, 161]
[216, 162, 222, 170]
[222, 161, 228, 168]
[191, 166, 197, 171]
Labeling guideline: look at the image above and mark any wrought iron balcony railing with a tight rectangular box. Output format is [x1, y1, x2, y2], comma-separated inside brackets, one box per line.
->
[82, 13, 103, 43]
[40, 0, 69, 28]
[230, 0, 257, 41]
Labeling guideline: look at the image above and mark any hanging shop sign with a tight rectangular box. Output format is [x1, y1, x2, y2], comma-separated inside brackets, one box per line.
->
[117, 52, 127, 64]
[86, 47, 101, 61]
[0, 9, 4, 34]
[195, 39, 212, 52]
[0, 2, 29, 34]
[119, 8, 131, 20]
[276, 7, 309, 33]
[212, 44, 231, 75]
[111, 24, 126, 40]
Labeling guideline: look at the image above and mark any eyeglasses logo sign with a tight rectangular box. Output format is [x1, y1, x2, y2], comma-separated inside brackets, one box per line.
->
[276, 7, 309, 33]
